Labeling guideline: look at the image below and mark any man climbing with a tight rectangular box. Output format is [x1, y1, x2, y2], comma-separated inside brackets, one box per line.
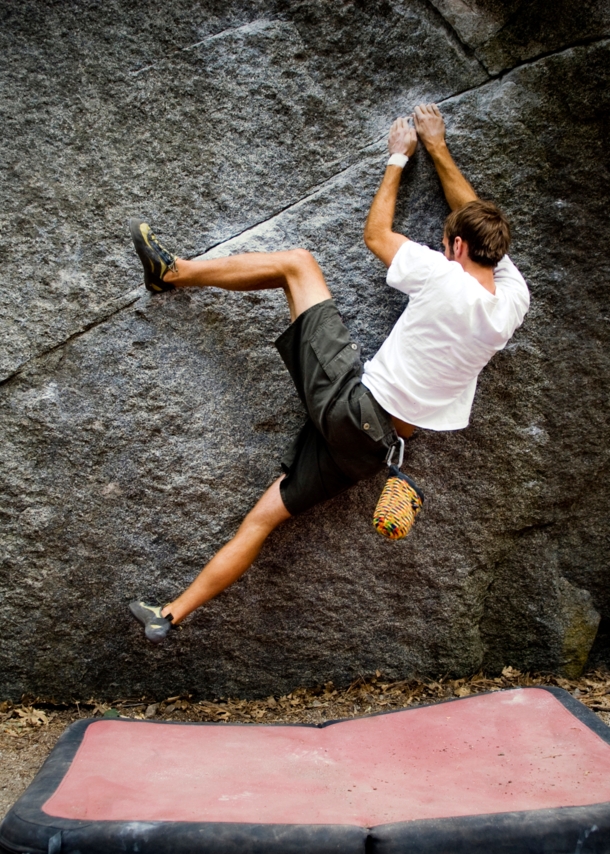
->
[129, 103, 529, 643]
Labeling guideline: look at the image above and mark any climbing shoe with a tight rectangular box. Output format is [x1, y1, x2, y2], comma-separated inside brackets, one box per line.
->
[129, 600, 174, 644]
[130, 218, 178, 293]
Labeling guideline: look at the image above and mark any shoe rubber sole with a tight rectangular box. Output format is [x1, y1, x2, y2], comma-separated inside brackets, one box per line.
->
[129, 218, 177, 293]
[129, 600, 174, 644]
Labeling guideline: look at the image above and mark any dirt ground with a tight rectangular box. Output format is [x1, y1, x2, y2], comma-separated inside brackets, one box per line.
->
[2, 666, 609, 822]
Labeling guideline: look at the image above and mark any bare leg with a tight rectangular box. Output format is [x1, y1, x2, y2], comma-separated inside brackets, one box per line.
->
[134, 248, 330, 630]
[163, 477, 291, 623]
[157, 250, 328, 619]
[165, 248, 331, 321]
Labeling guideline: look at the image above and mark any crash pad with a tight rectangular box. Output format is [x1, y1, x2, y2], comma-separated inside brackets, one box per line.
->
[1, 687, 609, 853]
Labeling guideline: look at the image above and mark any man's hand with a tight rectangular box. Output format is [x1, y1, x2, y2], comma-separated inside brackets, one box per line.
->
[364, 119, 413, 267]
[413, 102, 478, 211]
[388, 116, 417, 157]
[413, 103, 446, 154]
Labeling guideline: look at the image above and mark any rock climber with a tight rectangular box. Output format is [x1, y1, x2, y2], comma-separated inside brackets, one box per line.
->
[129, 103, 529, 643]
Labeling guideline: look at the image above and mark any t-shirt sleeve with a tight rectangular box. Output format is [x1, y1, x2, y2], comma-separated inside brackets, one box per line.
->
[494, 256, 530, 325]
[386, 240, 449, 296]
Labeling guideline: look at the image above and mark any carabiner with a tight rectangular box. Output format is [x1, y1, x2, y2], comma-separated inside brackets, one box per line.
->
[385, 437, 405, 469]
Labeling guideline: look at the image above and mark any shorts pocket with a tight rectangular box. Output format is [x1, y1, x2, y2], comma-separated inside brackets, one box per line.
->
[310, 321, 361, 382]
[358, 392, 388, 443]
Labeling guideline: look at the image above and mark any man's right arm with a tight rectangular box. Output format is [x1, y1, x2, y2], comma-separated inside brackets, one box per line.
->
[413, 104, 478, 212]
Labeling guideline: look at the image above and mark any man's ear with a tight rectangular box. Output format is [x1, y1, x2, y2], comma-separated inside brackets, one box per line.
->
[452, 236, 468, 260]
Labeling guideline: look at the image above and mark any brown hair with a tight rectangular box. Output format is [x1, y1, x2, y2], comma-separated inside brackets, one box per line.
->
[444, 200, 511, 267]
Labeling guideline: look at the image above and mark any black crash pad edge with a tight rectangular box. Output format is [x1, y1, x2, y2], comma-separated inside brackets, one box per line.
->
[1, 819, 368, 854]
[371, 804, 610, 854]
[1, 686, 609, 854]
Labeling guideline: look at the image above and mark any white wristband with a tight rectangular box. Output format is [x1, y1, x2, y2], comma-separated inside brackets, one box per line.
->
[388, 153, 409, 168]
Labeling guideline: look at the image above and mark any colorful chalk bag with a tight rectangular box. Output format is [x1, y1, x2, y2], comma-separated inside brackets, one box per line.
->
[373, 437, 424, 540]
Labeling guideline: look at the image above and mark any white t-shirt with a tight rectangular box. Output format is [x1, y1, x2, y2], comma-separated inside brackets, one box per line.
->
[361, 240, 530, 430]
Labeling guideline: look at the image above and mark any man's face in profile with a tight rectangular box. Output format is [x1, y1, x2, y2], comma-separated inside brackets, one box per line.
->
[442, 233, 454, 260]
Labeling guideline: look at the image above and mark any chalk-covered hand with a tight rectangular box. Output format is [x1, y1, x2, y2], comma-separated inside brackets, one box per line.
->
[413, 103, 446, 152]
[388, 117, 417, 157]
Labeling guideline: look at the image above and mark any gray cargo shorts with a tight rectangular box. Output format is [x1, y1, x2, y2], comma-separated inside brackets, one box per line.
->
[275, 299, 397, 516]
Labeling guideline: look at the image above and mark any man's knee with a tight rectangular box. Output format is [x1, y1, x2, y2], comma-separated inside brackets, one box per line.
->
[243, 477, 291, 533]
[281, 248, 331, 317]
[285, 248, 320, 277]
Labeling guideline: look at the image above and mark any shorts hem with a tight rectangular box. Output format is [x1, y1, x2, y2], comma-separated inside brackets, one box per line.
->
[279, 477, 299, 517]
[274, 298, 335, 359]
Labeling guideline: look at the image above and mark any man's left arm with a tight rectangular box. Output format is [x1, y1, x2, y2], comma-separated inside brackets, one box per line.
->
[364, 117, 417, 268]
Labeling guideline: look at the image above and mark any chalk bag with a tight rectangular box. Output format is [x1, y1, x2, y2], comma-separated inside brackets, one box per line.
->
[373, 438, 424, 540]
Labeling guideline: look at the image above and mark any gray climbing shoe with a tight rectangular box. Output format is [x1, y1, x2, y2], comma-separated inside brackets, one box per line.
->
[129, 600, 174, 643]
[130, 219, 178, 293]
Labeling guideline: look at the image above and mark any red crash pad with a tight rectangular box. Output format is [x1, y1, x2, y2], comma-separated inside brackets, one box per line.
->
[2, 686, 610, 854]
[43, 687, 610, 824]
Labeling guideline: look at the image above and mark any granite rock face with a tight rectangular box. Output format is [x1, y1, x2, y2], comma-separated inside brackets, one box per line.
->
[0, 1, 608, 701]
[428, 0, 610, 73]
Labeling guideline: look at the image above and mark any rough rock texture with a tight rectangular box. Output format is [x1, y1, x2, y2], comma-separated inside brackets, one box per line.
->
[0, 0, 608, 701]
[428, 0, 610, 73]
